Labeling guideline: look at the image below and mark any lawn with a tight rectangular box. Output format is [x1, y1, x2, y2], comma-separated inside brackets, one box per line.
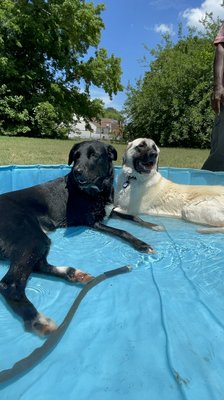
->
[0, 136, 210, 169]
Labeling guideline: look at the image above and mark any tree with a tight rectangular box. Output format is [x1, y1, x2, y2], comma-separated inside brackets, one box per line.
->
[124, 16, 220, 148]
[103, 107, 123, 121]
[0, 0, 122, 137]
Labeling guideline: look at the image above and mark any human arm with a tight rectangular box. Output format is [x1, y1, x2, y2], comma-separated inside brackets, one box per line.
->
[212, 43, 224, 114]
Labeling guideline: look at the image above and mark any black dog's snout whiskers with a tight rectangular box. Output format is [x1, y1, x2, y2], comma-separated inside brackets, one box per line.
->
[74, 170, 88, 185]
[77, 176, 88, 185]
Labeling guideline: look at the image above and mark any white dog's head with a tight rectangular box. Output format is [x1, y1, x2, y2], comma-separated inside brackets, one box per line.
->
[122, 138, 160, 177]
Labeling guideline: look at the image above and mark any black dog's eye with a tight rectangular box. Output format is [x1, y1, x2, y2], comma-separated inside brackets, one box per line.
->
[74, 151, 80, 159]
[152, 144, 157, 151]
[87, 146, 96, 159]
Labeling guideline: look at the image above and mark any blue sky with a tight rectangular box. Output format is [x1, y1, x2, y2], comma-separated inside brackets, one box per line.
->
[90, 0, 224, 110]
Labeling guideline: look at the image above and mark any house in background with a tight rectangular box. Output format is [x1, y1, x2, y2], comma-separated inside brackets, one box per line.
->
[68, 116, 97, 139]
[68, 116, 122, 140]
[93, 118, 122, 140]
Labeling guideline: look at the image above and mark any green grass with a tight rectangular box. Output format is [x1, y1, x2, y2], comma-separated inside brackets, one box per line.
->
[158, 147, 209, 169]
[0, 136, 210, 169]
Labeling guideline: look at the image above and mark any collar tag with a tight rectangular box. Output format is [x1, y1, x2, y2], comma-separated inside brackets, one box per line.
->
[122, 175, 136, 189]
[123, 181, 129, 189]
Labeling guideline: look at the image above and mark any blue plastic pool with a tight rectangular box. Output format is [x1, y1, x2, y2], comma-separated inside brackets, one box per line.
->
[1, 165, 224, 400]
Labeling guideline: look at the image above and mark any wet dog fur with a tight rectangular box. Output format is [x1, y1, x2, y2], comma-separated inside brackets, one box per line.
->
[0, 140, 154, 336]
[114, 138, 224, 233]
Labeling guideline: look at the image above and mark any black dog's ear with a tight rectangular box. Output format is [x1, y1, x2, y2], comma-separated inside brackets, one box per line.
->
[68, 143, 80, 165]
[107, 144, 117, 161]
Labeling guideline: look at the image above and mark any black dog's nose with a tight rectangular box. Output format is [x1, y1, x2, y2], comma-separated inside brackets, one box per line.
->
[74, 169, 88, 184]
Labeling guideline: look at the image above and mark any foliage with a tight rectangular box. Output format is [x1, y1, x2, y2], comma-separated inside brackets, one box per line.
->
[124, 15, 221, 148]
[0, 0, 123, 137]
[103, 107, 123, 121]
[0, 84, 30, 135]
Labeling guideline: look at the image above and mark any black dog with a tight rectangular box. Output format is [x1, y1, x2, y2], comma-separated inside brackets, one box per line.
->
[0, 140, 154, 336]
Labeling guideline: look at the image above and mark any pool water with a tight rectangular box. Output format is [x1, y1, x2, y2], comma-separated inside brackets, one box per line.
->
[0, 166, 224, 400]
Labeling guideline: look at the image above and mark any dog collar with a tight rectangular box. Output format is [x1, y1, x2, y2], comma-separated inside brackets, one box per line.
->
[123, 176, 137, 189]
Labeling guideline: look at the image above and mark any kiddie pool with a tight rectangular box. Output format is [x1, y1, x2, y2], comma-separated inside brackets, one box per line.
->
[0, 165, 224, 400]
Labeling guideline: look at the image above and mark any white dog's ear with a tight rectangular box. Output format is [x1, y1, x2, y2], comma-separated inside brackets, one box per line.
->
[126, 142, 132, 149]
[122, 152, 127, 165]
[154, 143, 160, 171]
[123, 142, 132, 165]
[156, 155, 159, 171]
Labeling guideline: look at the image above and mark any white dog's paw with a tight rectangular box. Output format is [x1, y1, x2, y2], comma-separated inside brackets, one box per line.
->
[197, 227, 224, 234]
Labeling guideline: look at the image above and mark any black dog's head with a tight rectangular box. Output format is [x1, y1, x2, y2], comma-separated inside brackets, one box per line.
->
[123, 138, 159, 176]
[68, 140, 117, 195]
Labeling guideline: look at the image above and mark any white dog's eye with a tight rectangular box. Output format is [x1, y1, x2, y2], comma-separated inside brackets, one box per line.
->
[135, 144, 144, 150]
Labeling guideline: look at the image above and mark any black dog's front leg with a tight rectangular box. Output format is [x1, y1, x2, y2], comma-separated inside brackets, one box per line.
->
[0, 263, 57, 336]
[111, 209, 165, 231]
[94, 222, 155, 253]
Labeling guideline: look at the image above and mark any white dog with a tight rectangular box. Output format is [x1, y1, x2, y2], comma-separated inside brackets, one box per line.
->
[114, 138, 224, 233]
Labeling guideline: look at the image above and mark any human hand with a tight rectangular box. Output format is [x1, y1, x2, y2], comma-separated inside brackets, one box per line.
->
[211, 86, 224, 114]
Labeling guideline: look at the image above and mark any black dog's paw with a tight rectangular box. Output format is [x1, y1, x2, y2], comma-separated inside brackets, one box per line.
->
[66, 267, 94, 284]
[25, 313, 57, 336]
[140, 220, 165, 232]
[135, 242, 156, 254]
[151, 224, 165, 232]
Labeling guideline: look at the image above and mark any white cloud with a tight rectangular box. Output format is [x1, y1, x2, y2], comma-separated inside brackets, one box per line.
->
[182, 0, 224, 28]
[79, 85, 123, 110]
[90, 89, 111, 104]
[90, 88, 123, 110]
[154, 23, 175, 36]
